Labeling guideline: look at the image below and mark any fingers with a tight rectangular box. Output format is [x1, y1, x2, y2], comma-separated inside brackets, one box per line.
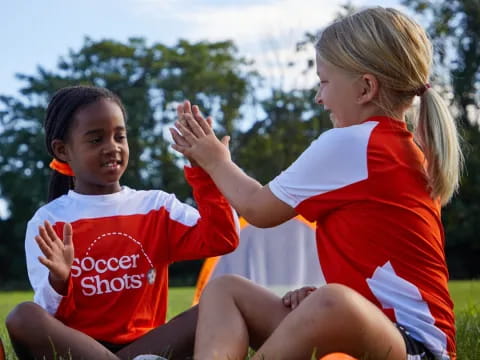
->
[183, 113, 206, 138]
[36, 221, 69, 257]
[176, 101, 213, 137]
[171, 142, 190, 157]
[35, 235, 53, 258]
[177, 100, 193, 129]
[37, 222, 55, 251]
[175, 116, 199, 143]
[63, 222, 73, 247]
[282, 286, 317, 309]
[192, 106, 213, 135]
[182, 100, 192, 114]
[221, 136, 230, 147]
[282, 291, 292, 307]
[170, 127, 190, 147]
[44, 221, 60, 245]
[177, 100, 192, 116]
[177, 103, 184, 118]
[291, 289, 301, 309]
[282, 290, 299, 308]
[38, 256, 53, 268]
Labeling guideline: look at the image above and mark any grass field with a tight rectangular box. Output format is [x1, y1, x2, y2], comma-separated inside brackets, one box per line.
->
[0, 281, 479, 359]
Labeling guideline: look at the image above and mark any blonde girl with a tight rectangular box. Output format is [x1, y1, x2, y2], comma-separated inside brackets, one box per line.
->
[172, 6, 461, 360]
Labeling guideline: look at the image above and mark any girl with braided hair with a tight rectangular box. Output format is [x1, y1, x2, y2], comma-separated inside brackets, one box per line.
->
[6, 85, 239, 360]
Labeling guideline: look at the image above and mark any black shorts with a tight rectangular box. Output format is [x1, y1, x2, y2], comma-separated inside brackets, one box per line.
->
[97, 340, 131, 353]
[396, 324, 435, 360]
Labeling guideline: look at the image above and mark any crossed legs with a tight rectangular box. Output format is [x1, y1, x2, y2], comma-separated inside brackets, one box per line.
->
[6, 302, 197, 360]
[194, 275, 407, 360]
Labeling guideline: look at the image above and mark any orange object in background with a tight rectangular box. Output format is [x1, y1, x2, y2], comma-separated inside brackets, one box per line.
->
[319, 353, 358, 360]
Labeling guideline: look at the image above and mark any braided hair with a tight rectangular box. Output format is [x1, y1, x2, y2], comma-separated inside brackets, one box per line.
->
[44, 85, 126, 202]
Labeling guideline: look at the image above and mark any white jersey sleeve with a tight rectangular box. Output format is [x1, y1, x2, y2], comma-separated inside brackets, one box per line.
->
[25, 213, 64, 314]
[268, 121, 378, 208]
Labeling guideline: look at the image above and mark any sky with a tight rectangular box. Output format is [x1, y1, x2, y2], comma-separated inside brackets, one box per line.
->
[0, 0, 406, 97]
[0, 0, 407, 219]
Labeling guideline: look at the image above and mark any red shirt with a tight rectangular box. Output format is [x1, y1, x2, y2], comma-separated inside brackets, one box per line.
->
[270, 117, 455, 359]
[26, 167, 239, 343]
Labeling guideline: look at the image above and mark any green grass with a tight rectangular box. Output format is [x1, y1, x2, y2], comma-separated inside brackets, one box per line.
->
[449, 280, 480, 312]
[0, 282, 479, 359]
[166, 287, 195, 320]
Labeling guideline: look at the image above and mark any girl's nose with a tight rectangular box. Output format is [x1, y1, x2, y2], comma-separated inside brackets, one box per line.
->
[103, 139, 120, 154]
[314, 91, 323, 105]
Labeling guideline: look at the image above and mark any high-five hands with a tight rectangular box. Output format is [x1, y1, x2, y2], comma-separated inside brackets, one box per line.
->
[35, 221, 74, 295]
[282, 286, 317, 310]
[170, 100, 231, 172]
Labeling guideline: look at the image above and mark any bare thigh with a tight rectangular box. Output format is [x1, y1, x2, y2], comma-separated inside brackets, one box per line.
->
[203, 274, 292, 349]
[255, 283, 407, 360]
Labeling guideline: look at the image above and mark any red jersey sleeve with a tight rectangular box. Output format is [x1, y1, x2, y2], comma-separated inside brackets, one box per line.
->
[166, 166, 239, 261]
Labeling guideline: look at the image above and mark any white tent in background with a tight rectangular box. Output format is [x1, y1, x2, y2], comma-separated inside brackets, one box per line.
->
[193, 216, 326, 304]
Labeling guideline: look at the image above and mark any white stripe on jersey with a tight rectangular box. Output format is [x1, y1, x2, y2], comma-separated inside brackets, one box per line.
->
[269, 121, 378, 208]
[26, 186, 201, 313]
[367, 261, 450, 360]
[33, 186, 200, 226]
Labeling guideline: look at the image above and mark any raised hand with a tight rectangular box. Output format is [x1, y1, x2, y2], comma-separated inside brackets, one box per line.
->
[282, 286, 317, 310]
[170, 100, 230, 172]
[35, 221, 74, 294]
[175, 101, 205, 167]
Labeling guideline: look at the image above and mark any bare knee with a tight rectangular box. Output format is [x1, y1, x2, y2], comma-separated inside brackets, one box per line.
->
[6, 302, 49, 341]
[296, 284, 406, 358]
[306, 283, 365, 319]
[202, 274, 249, 298]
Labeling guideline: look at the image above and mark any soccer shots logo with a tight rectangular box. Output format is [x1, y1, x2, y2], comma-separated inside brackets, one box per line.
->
[70, 232, 156, 296]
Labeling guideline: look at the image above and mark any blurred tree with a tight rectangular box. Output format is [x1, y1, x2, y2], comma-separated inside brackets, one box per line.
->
[236, 88, 331, 184]
[403, 0, 480, 278]
[0, 37, 255, 288]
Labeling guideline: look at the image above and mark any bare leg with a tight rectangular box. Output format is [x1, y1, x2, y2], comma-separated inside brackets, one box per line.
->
[6, 302, 119, 360]
[194, 275, 292, 360]
[7, 302, 198, 360]
[116, 305, 197, 360]
[252, 283, 407, 360]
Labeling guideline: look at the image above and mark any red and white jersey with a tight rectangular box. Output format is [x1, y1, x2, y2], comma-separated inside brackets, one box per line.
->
[269, 116, 455, 359]
[26, 166, 239, 344]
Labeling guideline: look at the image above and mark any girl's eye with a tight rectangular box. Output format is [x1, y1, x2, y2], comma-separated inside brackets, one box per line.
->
[89, 138, 102, 144]
[116, 135, 127, 141]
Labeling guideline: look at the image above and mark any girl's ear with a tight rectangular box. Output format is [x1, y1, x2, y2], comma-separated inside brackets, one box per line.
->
[51, 139, 69, 162]
[357, 74, 379, 104]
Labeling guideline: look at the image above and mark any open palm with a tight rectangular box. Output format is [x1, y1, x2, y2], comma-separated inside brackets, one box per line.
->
[35, 221, 74, 283]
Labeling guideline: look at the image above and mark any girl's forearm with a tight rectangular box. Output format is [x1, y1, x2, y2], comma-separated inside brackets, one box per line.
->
[207, 160, 264, 221]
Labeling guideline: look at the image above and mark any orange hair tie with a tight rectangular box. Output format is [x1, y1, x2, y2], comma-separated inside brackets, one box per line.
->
[49, 159, 75, 176]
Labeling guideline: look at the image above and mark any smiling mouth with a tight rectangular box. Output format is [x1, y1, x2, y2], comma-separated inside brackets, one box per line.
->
[102, 160, 122, 168]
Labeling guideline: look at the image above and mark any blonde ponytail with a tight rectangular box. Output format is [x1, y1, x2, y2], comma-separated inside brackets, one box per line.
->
[416, 88, 463, 205]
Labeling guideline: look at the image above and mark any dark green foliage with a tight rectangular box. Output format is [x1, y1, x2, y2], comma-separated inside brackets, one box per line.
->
[0, 37, 254, 288]
[235, 88, 331, 184]
[1, 0, 479, 288]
